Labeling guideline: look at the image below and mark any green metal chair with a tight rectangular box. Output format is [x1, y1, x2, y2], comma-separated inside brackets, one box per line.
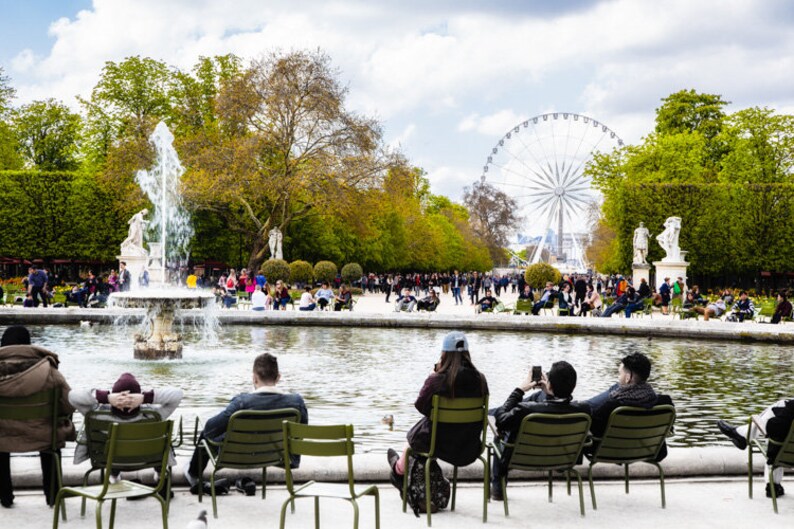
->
[53, 420, 174, 529]
[75, 409, 165, 517]
[279, 422, 379, 529]
[586, 405, 675, 510]
[488, 412, 592, 517]
[0, 387, 68, 520]
[513, 299, 533, 315]
[747, 417, 794, 513]
[401, 395, 490, 526]
[197, 408, 301, 518]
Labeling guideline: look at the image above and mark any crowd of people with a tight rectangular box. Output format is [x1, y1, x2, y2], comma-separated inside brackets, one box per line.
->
[1, 324, 792, 515]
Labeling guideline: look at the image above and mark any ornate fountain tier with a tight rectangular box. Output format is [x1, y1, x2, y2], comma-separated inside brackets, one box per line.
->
[109, 289, 215, 360]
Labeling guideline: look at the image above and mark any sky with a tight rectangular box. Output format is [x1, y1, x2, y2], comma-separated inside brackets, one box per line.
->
[2, 0, 794, 219]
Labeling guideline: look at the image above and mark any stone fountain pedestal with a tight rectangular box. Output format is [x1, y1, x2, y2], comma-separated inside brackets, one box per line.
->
[110, 289, 215, 360]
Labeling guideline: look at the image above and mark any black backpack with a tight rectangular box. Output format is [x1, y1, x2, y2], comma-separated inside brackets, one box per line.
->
[405, 456, 451, 517]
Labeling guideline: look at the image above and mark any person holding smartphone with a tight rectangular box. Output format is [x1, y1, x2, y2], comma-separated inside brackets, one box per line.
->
[489, 361, 590, 501]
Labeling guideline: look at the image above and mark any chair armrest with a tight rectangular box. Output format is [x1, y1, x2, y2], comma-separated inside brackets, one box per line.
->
[199, 438, 221, 465]
[192, 416, 202, 446]
[751, 415, 766, 437]
[171, 416, 184, 448]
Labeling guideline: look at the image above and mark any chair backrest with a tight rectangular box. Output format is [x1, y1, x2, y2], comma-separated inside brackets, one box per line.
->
[770, 420, 794, 469]
[100, 420, 173, 496]
[0, 387, 61, 451]
[427, 394, 489, 459]
[282, 422, 356, 496]
[216, 408, 301, 469]
[592, 405, 676, 464]
[82, 409, 161, 469]
[507, 412, 592, 472]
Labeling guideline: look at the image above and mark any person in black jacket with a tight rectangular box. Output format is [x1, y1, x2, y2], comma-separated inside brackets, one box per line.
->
[387, 332, 489, 488]
[490, 361, 590, 500]
[584, 352, 674, 459]
[717, 399, 794, 498]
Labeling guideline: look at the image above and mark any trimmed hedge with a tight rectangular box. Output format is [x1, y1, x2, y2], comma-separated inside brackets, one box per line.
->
[313, 260, 337, 283]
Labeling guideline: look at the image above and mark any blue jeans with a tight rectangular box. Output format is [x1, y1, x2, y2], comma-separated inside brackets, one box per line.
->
[452, 287, 462, 304]
[299, 304, 316, 311]
[585, 384, 618, 415]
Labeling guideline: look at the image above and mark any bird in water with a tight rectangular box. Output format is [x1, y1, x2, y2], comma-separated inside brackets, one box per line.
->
[381, 414, 394, 430]
[185, 510, 207, 529]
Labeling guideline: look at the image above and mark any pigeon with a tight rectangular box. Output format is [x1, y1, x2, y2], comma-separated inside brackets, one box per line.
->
[185, 510, 207, 529]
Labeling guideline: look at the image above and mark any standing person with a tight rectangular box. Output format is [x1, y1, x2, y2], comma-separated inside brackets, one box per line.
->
[384, 275, 394, 303]
[107, 270, 119, 293]
[27, 266, 49, 308]
[658, 277, 672, 315]
[451, 270, 464, 306]
[118, 262, 132, 292]
[574, 275, 587, 309]
[0, 326, 76, 508]
[386, 332, 489, 489]
[183, 353, 308, 492]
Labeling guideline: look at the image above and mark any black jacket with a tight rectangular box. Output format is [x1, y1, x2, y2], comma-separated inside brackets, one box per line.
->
[494, 388, 591, 444]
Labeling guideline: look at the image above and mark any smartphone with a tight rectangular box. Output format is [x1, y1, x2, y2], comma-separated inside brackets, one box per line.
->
[531, 365, 542, 383]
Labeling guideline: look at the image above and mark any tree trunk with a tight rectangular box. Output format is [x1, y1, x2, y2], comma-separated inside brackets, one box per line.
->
[247, 235, 270, 272]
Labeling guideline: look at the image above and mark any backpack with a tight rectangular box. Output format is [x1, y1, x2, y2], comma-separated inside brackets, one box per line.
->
[405, 456, 450, 517]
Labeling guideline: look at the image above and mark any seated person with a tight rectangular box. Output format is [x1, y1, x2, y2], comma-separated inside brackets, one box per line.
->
[601, 291, 629, 318]
[622, 287, 645, 318]
[771, 292, 792, 324]
[531, 282, 556, 315]
[68, 373, 183, 479]
[298, 286, 316, 311]
[333, 284, 352, 311]
[23, 293, 35, 308]
[682, 291, 696, 310]
[0, 326, 76, 508]
[585, 352, 674, 457]
[184, 353, 308, 492]
[416, 289, 440, 312]
[692, 298, 727, 321]
[729, 291, 755, 322]
[314, 282, 334, 310]
[637, 278, 651, 299]
[274, 280, 292, 310]
[517, 284, 534, 301]
[690, 285, 707, 306]
[721, 289, 735, 306]
[478, 289, 499, 312]
[64, 285, 87, 308]
[490, 361, 589, 500]
[579, 284, 601, 317]
[250, 285, 267, 311]
[394, 288, 417, 312]
[557, 283, 575, 315]
[717, 399, 794, 498]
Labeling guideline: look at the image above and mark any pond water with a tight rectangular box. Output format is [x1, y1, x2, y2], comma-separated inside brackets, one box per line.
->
[9, 324, 794, 454]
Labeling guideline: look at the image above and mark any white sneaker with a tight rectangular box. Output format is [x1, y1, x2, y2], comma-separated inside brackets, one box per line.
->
[183, 466, 198, 488]
[109, 473, 121, 484]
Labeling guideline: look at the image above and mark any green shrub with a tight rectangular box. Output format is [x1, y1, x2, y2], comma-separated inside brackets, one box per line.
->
[341, 262, 363, 285]
[313, 260, 338, 283]
[260, 258, 290, 285]
[524, 263, 561, 289]
[289, 260, 313, 285]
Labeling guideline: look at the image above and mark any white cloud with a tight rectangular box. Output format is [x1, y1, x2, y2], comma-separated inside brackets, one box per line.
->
[11, 49, 37, 73]
[458, 109, 527, 136]
[388, 123, 416, 150]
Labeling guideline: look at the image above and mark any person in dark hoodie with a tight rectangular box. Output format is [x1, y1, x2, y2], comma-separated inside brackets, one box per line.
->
[0, 326, 75, 508]
[387, 331, 489, 489]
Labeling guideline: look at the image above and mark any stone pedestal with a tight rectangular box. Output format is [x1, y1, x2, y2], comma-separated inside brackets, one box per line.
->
[632, 263, 651, 288]
[116, 254, 148, 290]
[134, 301, 182, 360]
[147, 242, 166, 287]
[653, 261, 689, 292]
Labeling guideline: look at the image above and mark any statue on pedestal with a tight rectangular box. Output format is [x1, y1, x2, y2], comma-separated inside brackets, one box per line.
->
[632, 222, 650, 265]
[268, 227, 283, 260]
[121, 209, 149, 256]
[656, 216, 683, 262]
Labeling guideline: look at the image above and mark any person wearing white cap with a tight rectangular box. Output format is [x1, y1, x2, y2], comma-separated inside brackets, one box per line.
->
[387, 331, 489, 493]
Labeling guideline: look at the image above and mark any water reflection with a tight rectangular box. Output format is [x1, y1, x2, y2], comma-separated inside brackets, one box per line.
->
[10, 324, 794, 451]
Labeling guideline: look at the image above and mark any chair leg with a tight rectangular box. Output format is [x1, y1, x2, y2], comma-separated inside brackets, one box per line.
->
[769, 467, 779, 514]
[401, 450, 412, 514]
[566, 471, 572, 496]
[588, 464, 598, 510]
[372, 488, 381, 529]
[54, 452, 66, 521]
[571, 469, 585, 517]
[547, 471, 553, 502]
[315, 496, 321, 529]
[158, 487, 170, 529]
[451, 466, 458, 511]
[350, 498, 359, 529]
[52, 489, 66, 529]
[263, 467, 267, 499]
[210, 469, 218, 519]
[481, 455, 489, 523]
[165, 469, 172, 517]
[95, 500, 104, 529]
[748, 442, 754, 499]
[197, 450, 203, 504]
[502, 477, 509, 517]
[81, 469, 92, 517]
[109, 499, 118, 529]
[279, 497, 291, 529]
[624, 464, 630, 494]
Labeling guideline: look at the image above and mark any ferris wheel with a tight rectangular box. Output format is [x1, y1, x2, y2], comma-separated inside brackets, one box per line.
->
[481, 112, 623, 267]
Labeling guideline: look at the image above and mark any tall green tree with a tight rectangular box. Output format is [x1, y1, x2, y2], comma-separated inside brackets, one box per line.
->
[12, 99, 82, 170]
[0, 67, 21, 169]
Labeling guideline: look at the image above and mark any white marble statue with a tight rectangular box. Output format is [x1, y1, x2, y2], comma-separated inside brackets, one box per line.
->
[656, 216, 683, 262]
[268, 227, 283, 260]
[121, 209, 149, 256]
[632, 222, 651, 265]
